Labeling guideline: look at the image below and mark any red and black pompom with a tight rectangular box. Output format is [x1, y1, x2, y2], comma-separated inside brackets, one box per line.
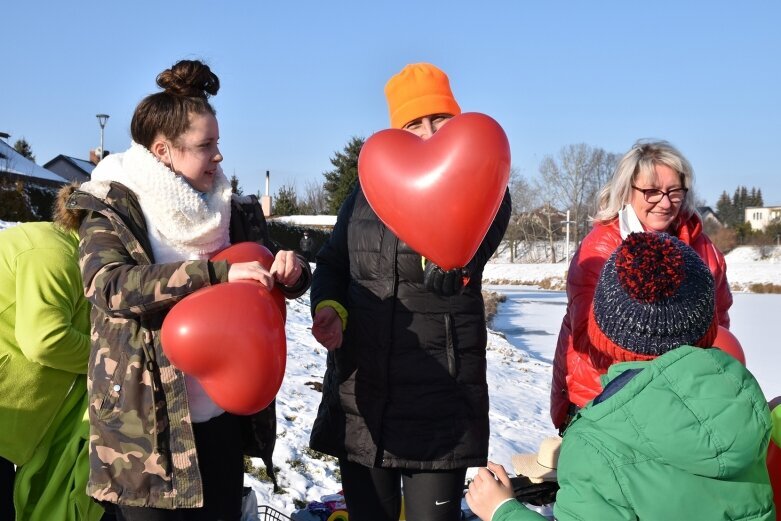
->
[615, 233, 685, 303]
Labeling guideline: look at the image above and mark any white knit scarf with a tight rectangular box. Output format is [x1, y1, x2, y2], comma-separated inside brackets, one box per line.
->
[80, 142, 232, 260]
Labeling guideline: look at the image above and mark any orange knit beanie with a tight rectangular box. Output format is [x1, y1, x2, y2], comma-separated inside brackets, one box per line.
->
[384, 63, 461, 129]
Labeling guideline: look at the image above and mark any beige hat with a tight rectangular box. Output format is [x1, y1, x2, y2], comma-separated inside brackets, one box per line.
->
[511, 437, 562, 483]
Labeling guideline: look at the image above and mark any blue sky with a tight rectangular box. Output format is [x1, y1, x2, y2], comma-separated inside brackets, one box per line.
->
[3, 1, 779, 206]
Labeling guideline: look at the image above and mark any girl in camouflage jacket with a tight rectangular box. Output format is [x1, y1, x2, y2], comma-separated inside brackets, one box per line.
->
[68, 59, 310, 519]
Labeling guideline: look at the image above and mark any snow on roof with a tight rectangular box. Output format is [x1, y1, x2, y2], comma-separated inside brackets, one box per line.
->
[268, 215, 337, 227]
[0, 140, 68, 183]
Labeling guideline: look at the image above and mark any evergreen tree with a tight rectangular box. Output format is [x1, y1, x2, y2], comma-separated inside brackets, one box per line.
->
[323, 136, 364, 214]
[717, 186, 765, 227]
[272, 183, 300, 216]
[732, 186, 750, 224]
[716, 191, 736, 226]
[13, 138, 35, 162]
[230, 174, 243, 195]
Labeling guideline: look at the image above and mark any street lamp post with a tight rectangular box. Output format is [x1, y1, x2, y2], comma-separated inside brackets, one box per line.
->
[96, 114, 109, 162]
[562, 210, 576, 264]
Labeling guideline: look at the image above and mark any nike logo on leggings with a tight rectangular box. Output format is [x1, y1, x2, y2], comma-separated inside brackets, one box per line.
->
[435, 500, 451, 506]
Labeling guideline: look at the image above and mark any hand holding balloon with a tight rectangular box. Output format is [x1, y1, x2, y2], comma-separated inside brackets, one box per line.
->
[228, 261, 274, 289]
[312, 307, 343, 351]
[270, 250, 303, 287]
[212, 242, 287, 320]
[423, 261, 467, 297]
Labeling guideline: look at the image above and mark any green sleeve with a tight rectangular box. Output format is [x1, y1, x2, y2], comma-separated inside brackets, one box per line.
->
[772, 404, 781, 448]
[315, 300, 348, 330]
[14, 248, 90, 374]
[492, 499, 549, 521]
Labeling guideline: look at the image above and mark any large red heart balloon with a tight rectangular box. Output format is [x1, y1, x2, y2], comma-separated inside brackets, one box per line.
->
[211, 242, 286, 321]
[712, 325, 746, 365]
[358, 112, 510, 270]
[161, 281, 287, 415]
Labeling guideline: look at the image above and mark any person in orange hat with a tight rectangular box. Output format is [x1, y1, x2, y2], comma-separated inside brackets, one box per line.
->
[309, 63, 512, 521]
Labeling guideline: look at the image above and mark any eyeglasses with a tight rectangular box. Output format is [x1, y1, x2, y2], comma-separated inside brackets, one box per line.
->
[632, 185, 688, 204]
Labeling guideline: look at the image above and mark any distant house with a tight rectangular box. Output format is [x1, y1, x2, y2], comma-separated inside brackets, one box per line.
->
[745, 205, 781, 231]
[44, 154, 96, 183]
[0, 137, 70, 221]
[0, 138, 69, 188]
[697, 206, 723, 228]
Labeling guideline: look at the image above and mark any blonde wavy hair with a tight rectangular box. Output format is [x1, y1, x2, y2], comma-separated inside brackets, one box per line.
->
[594, 139, 697, 223]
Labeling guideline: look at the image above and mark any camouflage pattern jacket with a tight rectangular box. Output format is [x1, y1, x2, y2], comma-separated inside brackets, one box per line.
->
[68, 183, 310, 508]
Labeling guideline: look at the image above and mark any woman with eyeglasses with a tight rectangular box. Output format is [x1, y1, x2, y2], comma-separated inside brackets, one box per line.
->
[550, 139, 732, 432]
[67, 59, 310, 520]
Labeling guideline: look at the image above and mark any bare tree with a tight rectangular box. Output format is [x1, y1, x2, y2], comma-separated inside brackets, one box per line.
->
[585, 149, 620, 214]
[299, 179, 329, 215]
[505, 168, 541, 262]
[537, 144, 615, 245]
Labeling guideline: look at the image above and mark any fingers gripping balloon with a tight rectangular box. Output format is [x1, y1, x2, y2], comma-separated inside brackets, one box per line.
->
[358, 112, 510, 271]
[211, 242, 287, 321]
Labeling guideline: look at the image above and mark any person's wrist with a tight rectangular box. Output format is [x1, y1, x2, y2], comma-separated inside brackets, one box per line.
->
[489, 497, 517, 521]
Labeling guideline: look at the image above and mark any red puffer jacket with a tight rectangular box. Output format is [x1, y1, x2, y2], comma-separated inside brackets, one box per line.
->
[550, 214, 732, 429]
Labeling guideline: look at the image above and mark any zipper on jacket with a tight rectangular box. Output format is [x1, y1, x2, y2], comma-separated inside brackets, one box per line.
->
[444, 313, 456, 377]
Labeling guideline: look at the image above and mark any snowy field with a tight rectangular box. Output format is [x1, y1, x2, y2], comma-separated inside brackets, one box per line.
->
[2, 218, 779, 514]
[484, 245, 781, 291]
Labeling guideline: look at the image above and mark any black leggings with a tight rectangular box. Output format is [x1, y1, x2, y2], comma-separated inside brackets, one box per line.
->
[1, 456, 15, 521]
[339, 459, 466, 521]
[115, 413, 244, 521]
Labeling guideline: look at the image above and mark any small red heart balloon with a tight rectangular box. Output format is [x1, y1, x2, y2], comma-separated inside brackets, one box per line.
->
[712, 325, 746, 365]
[161, 281, 287, 415]
[358, 112, 510, 270]
[211, 242, 286, 321]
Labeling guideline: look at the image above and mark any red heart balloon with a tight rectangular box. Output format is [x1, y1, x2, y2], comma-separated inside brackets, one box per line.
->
[358, 112, 510, 270]
[161, 281, 286, 415]
[211, 242, 286, 321]
[712, 325, 746, 365]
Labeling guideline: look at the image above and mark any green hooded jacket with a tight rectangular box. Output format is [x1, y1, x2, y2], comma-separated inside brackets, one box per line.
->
[494, 346, 774, 521]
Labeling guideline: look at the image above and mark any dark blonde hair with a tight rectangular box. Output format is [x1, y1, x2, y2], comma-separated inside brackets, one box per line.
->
[130, 59, 220, 148]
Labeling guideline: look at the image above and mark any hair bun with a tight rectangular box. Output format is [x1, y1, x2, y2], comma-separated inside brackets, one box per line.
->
[156, 59, 220, 99]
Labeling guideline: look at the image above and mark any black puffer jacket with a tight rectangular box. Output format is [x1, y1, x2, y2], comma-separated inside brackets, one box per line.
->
[310, 185, 511, 470]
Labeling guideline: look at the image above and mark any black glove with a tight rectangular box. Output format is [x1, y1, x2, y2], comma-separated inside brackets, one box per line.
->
[423, 261, 467, 297]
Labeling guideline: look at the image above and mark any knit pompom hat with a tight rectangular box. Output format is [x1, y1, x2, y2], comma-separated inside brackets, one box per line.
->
[587, 232, 718, 361]
[384, 63, 461, 129]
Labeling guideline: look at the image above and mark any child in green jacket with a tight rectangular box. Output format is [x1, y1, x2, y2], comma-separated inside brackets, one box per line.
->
[467, 232, 774, 521]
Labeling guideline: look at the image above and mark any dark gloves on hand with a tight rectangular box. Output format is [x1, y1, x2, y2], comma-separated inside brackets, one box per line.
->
[423, 261, 468, 297]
